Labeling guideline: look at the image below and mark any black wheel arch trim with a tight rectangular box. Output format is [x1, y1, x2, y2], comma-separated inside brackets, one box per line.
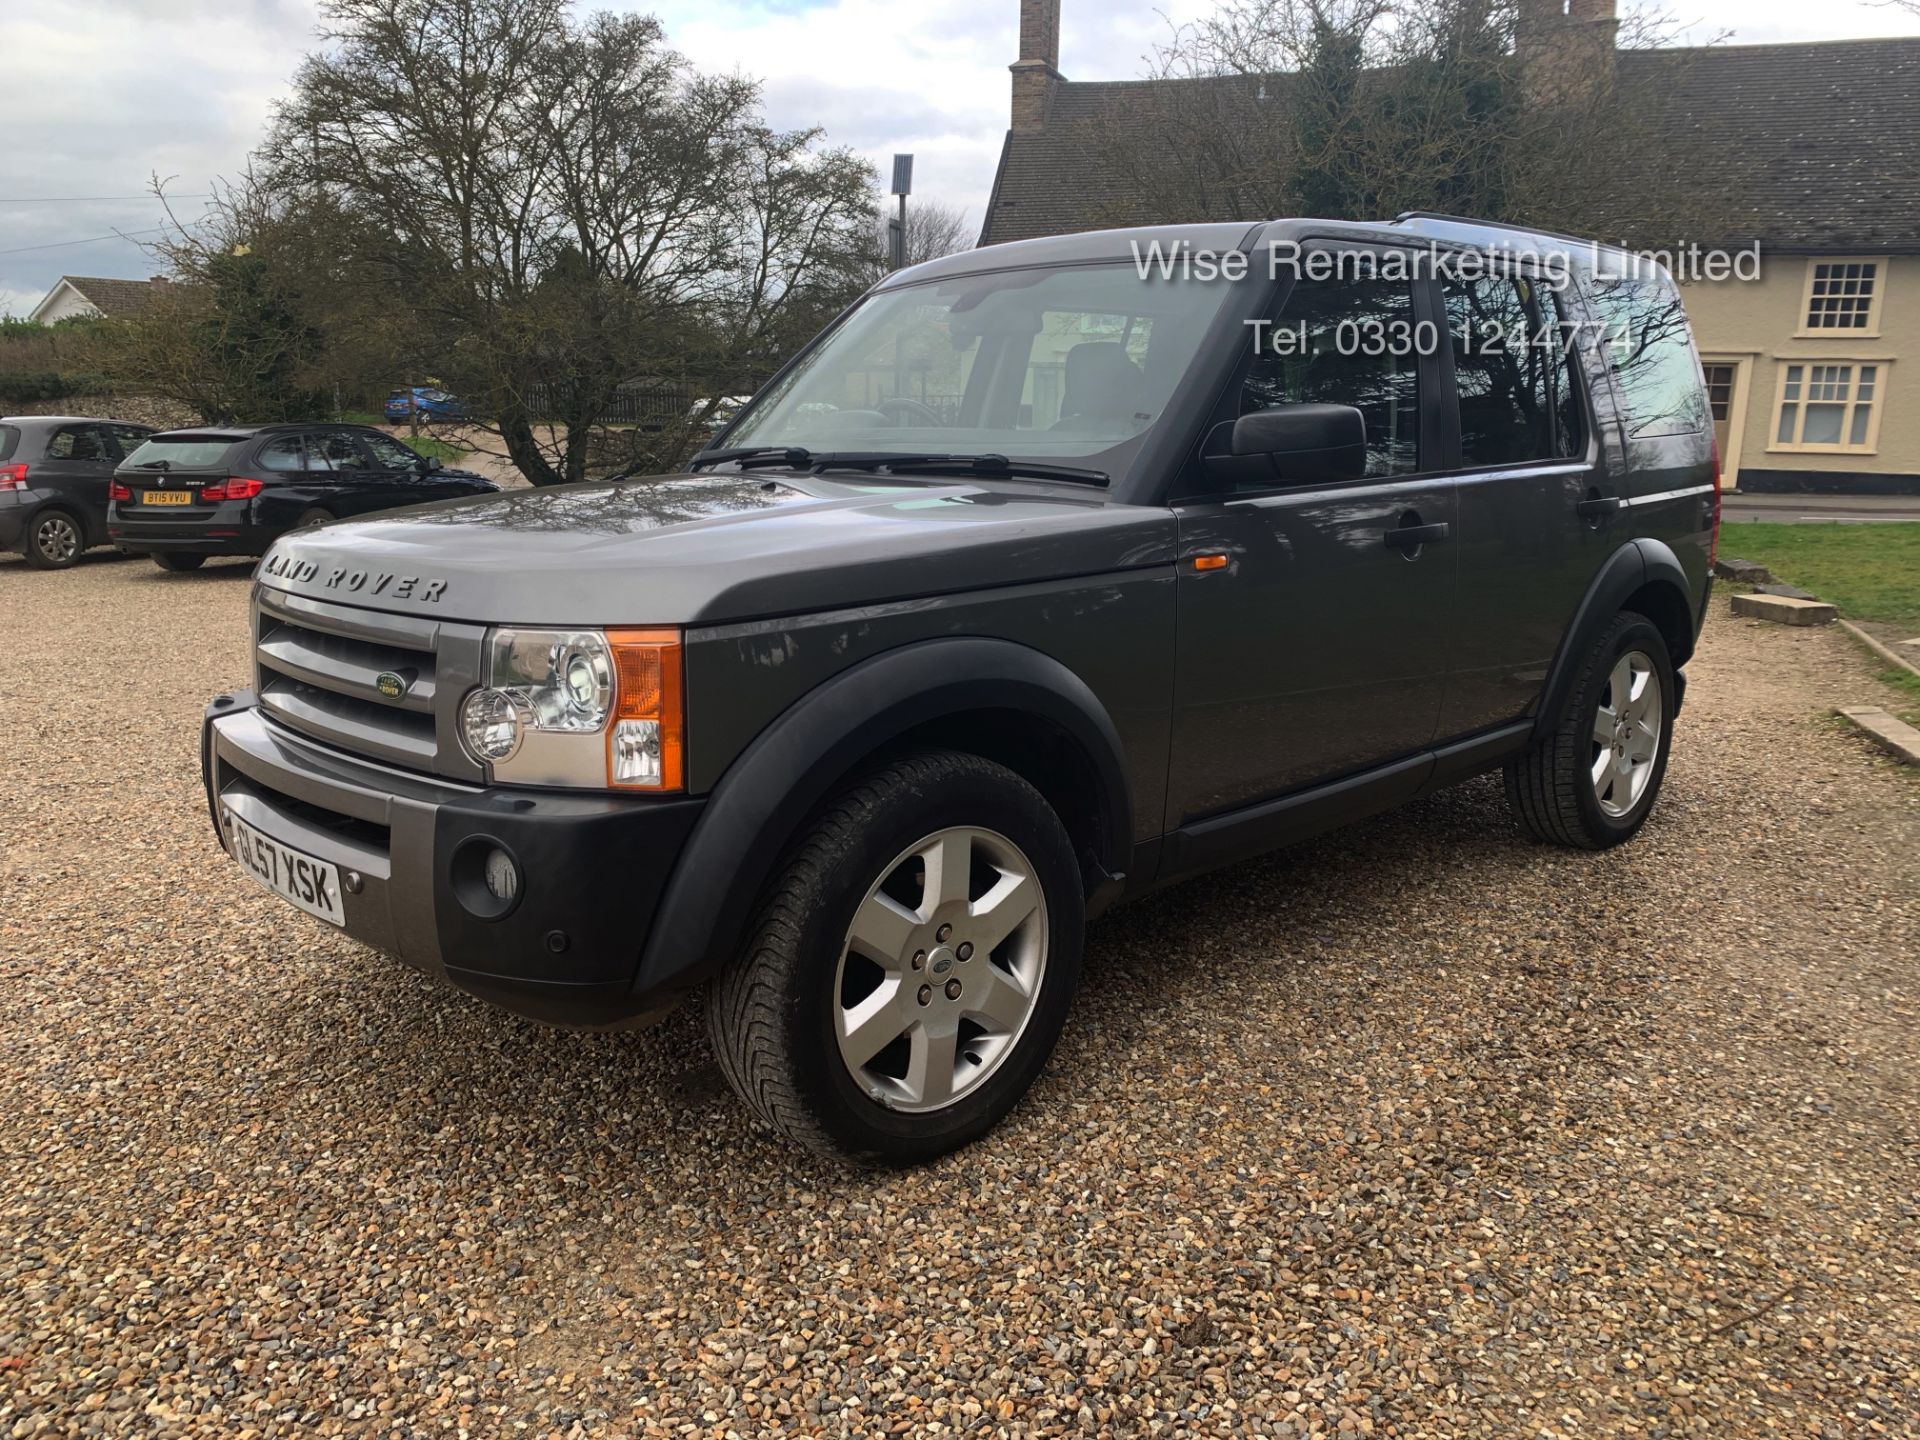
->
[1534, 538, 1697, 742]
[632, 635, 1134, 1001]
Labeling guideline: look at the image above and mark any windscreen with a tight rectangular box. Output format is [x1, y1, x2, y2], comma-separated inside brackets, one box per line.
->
[122, 437, 239, 469]
[725, 262, 1235, 463]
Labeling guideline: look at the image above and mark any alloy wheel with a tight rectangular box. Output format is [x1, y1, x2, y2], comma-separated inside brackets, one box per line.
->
[832, 826, 1048, 1113]
[34, 514, 79, 566]
[1592, 649, 1662, 818]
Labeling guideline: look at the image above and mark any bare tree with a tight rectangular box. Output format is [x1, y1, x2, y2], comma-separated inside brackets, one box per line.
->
[861, 197, 972, 282]
[1076, 0, 1734, 248]
[263, 0, 876, 484]
[86, 174, 346, 425]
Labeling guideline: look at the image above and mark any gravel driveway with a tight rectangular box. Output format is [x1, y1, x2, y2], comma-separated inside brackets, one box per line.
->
[3, 553, 1916, 1438]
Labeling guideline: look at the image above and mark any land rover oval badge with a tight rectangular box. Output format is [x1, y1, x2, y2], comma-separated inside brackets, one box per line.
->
[375, 672, 408, 700]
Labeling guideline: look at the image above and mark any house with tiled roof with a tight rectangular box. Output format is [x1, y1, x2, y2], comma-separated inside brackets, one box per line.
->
[28, 275, 176, 326]
[981, 0, 1920, 492]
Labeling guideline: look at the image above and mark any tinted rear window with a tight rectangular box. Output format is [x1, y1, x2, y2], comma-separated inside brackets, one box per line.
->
[0, 425, 17, 462]
[1587, 270, 1708, 440]
[122, 437, 239, 469]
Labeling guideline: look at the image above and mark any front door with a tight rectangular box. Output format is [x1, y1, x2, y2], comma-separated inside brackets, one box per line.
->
[1702, 362, 1735, 460]
[1167, 260, 1457, 827]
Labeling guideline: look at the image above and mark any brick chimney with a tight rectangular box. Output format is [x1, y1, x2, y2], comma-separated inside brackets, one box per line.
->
[1517, 0, 1619, 107]
[1010, 0, 1063, 131]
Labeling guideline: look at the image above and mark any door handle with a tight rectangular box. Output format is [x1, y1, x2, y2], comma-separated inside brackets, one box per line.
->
[1384, 521, 1449, 550]
[1576, 495, 1621, 520]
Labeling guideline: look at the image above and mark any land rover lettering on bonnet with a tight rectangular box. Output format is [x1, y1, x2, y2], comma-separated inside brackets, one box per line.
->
[259, 551, 451, 603]
[200, 214, 1717, 1163]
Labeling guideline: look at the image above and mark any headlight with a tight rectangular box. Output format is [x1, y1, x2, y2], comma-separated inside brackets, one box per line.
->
[459, 627, 682, 791]
[461, 687, 529, 762]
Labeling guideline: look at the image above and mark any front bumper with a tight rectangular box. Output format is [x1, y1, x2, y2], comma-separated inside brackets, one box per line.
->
[202, 690, 704, 1027]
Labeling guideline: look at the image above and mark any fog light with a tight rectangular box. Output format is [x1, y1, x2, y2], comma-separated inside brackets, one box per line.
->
[483, 847, 520, 903]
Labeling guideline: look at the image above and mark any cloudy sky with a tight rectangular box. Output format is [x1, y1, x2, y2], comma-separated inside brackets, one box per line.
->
[4, 0, 1917, 317]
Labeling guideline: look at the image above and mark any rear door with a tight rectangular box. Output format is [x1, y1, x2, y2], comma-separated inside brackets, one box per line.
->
[1435, 267, 1608, 737]
[39, 423, 120, 539]
[1168, 252, 1457, 825]
[305, 429, 387, 516]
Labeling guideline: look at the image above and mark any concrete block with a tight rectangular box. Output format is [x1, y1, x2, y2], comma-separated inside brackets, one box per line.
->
[1837, 707, 1920, 766]
[1731, 592, 1836, 626]
[1712, 556, 1773, 583]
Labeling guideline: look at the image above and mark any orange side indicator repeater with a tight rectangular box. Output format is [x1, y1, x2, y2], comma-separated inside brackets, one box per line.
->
[1191, 553, 1230, 572]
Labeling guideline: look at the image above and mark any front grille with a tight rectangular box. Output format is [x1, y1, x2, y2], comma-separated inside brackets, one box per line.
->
[253, 586, 485, 781]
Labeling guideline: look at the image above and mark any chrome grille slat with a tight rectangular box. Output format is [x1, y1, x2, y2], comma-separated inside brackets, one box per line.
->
[257, 630, 437, 714]
[250, 584, 486, 783]
[258, 681, 438, 769]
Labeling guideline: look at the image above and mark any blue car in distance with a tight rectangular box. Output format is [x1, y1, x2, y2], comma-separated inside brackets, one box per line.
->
[384, 386, 468, 423]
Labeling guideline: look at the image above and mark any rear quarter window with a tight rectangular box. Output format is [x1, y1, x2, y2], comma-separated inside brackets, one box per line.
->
[1586, 270, 1709, 440]
[0, 425, 17, 462]
[122, 437, 239, 469]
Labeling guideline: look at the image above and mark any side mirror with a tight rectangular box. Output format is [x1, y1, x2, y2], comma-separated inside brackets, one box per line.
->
[417, 455, 443, 473]
[1202, 403, 1367, 488]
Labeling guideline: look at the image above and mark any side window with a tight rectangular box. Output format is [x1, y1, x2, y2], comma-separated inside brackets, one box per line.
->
[48, 426, 109, 461]
[257, 436, 309, 472]
[1586, 271, 1708, 439]
[1243, 270, 1420, 477]
[310, 432, 370, 472]
[106, 425, 152, 458]
[1442, 273, 1582, 465]
[360, 432, 421, 468]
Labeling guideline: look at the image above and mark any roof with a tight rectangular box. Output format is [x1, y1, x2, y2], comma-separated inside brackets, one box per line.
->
[31, 275, 174, 322]
[980, 37, 1920, 252]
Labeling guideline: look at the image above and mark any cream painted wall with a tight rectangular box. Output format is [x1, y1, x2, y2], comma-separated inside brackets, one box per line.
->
[1677, 253, 1917, 479]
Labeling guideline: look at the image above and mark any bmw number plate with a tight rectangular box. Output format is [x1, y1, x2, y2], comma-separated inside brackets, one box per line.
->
[224, 810, 346, 927]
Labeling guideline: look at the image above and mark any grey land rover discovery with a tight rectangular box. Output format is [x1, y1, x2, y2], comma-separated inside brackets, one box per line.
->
[201, 213, 1717, 1162]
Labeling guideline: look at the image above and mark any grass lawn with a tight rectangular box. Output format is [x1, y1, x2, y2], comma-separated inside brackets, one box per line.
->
[1717, 521, 1920, 632]
[402, 434, 468, 464]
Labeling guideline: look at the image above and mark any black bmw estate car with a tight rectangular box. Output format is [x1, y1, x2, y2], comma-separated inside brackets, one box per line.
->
[109, 423, 498, 571]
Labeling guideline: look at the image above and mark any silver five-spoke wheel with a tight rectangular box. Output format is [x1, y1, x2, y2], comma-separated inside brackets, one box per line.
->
[1592, 649, 1661, 818]
[834, 826, 1047, 1112]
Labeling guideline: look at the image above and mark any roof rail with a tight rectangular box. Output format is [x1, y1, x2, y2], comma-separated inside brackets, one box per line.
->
[1389, 210, 1614, 253]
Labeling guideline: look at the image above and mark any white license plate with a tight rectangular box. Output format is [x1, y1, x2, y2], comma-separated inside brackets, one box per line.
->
[224, 810, 346, 926]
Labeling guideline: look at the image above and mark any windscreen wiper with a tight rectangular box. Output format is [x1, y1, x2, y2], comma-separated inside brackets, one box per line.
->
[881, 454, 1109, 486]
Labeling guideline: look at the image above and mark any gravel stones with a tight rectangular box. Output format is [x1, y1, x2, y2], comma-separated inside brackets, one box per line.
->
[3, 552, 1917, 1437]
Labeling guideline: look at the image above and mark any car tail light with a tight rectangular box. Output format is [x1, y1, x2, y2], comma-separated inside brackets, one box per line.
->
[201, 476, 265, 502]
[1708, 436, 1722, 568]
[0, 463, 27, 491]
[606, 629, 684, 791]
[109, 480, 133, 501]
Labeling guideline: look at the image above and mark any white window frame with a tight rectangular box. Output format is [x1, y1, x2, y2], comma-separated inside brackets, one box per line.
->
[1796, 258, 1884, 338]
[1766, 358, 1888, 455]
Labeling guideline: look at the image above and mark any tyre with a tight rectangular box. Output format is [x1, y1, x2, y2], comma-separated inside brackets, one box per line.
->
[153, 552, 207, 572]
[1505, 610, 1675, 849]
[297, 508, 333, 529]
[22, 509, 84, 570]
[707, 750, 1085, 1163]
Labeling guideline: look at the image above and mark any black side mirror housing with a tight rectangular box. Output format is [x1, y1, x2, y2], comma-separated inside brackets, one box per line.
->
[1201, 403, 1367, 489]
[417, 455, 443, 473]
